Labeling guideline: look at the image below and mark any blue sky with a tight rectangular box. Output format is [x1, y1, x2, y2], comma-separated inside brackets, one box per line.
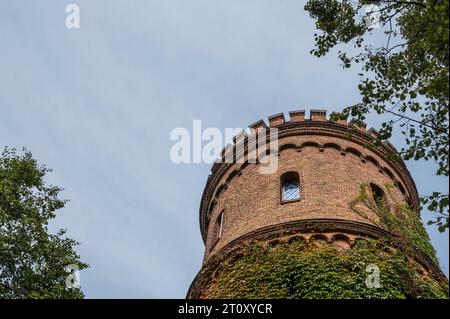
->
[0, 1, 448, 298]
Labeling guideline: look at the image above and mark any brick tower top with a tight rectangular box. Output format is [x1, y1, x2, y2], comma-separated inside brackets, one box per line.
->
[188, 109, 448, 299]
[199, 110, 420, 262]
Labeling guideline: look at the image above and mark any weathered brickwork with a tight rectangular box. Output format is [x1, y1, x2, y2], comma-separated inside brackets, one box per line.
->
[205, 135, 410, 260]
[187, 110, 447, 299]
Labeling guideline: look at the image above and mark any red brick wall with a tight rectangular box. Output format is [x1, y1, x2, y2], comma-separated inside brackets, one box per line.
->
[203, 132, 411, 263]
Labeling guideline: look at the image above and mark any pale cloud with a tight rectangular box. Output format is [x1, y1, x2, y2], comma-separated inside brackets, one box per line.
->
[0, 0, 447, 297]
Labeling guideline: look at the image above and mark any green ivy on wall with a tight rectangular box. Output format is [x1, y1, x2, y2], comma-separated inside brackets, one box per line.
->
[349, 183, 438, 264]
[203, 239, 448, 299]
[201, 183, 448, 299]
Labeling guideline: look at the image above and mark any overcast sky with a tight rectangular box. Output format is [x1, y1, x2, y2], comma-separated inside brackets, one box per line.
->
[0, 1, 448, 298]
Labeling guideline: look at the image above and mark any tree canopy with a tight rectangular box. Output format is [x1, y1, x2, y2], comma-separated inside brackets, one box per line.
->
[304, 0, 449, 231]
[0, 148, 87, 298]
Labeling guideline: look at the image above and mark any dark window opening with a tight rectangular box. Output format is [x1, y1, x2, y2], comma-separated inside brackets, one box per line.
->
[207, 200, 216, 224]
[370, 183, 388, 210]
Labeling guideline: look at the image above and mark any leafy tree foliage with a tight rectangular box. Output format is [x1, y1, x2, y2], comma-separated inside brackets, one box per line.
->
[0, 148, 87, 298]
[304, 0, 449, 231]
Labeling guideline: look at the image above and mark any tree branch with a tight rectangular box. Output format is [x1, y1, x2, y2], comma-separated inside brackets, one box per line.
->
[380, 0, 426, 8]
[381, 107, 449, 135]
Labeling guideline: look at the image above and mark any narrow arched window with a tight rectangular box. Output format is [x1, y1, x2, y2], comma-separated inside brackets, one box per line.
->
[216, 211, 224, 239]
[280, 171, 300, 203]
[370, 183, 388, 210]
[211, 211, 224, 249]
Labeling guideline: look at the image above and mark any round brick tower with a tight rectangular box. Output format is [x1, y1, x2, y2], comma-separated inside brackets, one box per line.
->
[187, 110, 448, 299]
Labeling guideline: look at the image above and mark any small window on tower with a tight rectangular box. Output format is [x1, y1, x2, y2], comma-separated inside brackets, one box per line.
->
[211, 211, 224, 249]
[216, 211, 224, 239]
[280, 171, 300, 203]
[370, 183, 388, 210]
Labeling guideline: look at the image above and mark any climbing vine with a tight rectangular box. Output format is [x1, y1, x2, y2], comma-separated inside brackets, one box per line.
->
[200, 184, 448, 299]
[349, 183, 438, 264]
[203, 239, 448, 299]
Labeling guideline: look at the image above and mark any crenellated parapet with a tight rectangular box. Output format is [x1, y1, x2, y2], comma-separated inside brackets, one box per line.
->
[213, 109, 400, 166]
